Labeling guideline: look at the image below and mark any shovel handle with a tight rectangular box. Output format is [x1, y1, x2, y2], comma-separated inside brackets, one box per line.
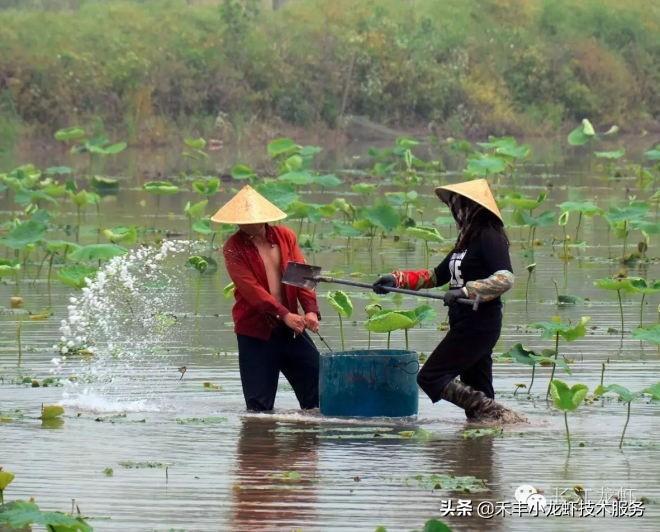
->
[314, 276, 480, 310]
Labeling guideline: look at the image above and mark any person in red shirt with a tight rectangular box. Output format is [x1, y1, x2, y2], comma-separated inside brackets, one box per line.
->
[213, 185, 321, 411]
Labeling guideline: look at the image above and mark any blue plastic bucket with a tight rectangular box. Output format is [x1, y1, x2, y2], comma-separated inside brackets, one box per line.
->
[319, 349, 419, 417]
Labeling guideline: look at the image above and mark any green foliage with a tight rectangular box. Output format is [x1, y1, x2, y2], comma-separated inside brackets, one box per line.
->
[505, 343, 571, 373]
[1, 1, 654, 135]
[632, 325, 660, 345]
[56, 265, 98, 289]
[0, 219, 46, 250]
[69, 244, 127, 262]
[0, 471, 15, 491]
[550, 380, 588, 412]
[0, 500, 91, 531]
[186, 255, 208, 274]
[567, 119, 596, 146]
[529, 316, 590, 341]
[143, 181, 180, 195]
[327, 290, 353, 318]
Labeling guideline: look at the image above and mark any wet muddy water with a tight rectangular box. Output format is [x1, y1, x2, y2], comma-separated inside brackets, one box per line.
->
[1, 139, 659, 530]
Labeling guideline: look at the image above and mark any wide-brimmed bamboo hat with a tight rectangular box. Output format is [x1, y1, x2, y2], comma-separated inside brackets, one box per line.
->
[435, 178, 502, 221]
[211, 185, 287, 224]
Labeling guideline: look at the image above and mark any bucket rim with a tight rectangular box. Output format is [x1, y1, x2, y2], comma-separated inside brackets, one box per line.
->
[320, 349, 418, 357]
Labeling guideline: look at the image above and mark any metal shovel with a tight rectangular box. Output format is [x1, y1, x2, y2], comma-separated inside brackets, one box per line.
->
[282, 261, 480, 310]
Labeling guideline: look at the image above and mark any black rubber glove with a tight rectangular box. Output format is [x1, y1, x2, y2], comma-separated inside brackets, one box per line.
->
[443, 288, 465, 307]
[373, 274, 397, 294]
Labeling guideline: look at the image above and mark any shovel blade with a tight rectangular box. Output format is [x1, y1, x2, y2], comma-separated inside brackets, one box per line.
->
[282, 261, 322, 290]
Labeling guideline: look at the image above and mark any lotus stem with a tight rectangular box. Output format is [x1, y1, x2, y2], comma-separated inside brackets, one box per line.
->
[546, 332, 560, 401]
[574, 212, 583, 242]
[640, 293, 645, 327]
[194, 275, 201, 316]
[564, 411, 571, 454]
[387, 331, 391, 349]
[405, 328, 409, 350]
[620, 402, 631, 449]
[622, 221, 627, 258]
[338, 314, 345, 351]
[367, 330, 371, 350]
[616, 289, 624, 336]
[525, 271, 531, 312]
[17, 313, 23, 367]
[76, 205, 81, 243]
[47, 253, 54, 308]
[528, 364, 535, 396]
[600, 362, 605, 388]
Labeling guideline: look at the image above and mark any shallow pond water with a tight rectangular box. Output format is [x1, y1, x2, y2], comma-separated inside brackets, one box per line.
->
[1, 138, 659, 531]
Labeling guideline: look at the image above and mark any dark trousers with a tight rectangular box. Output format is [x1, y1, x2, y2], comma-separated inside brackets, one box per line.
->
[237, 327, 320, 412]
[417, 311, 502, 403]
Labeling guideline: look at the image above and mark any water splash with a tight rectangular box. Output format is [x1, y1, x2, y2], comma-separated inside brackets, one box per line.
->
[54, 239, 198, 411]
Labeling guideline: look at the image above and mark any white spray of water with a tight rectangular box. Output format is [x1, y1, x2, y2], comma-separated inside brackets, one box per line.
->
[54, 239, 199, 413]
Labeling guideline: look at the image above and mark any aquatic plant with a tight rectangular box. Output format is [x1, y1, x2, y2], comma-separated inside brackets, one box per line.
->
[593, 277, 635, 334]
[524, 263, 536, 311]
[528, 316, 590, 400]
[557, 200, 602, 242]
[67, 188, 100, 242]
[567, 119, 596, 146]
[0, 218, 47, 293]
[365, 304, 435, 350]
[406, 226, 443, 269]
[327, 290, 353, 350]
[102, 226, 138, 247]
[143, 181, 180, 226]
[0, 500, 92, 531]
[549, 379, 588, 454]
[184, 199, 208, 239]
[594, 384, 641, 448]
[191, 177, 220, 197]
[186, 255, 208, 315]
[627, 278, 660, 327]
[503, 343, 571, 396]
[603, 200, 650, 260]
[632, 324, 660, 346]
[0, 469, 14, 505]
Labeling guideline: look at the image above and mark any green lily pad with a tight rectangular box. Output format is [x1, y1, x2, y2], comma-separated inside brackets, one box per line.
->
[69, 244, 127, 262]
[406, 226, 443, 242]
[267, 137, 299, 158]
[642, 382, 660, 400]
[57, 265, 98, 289]
[230, 164, 256, 180]
[549, 380, 588, 411]
[0, 500, 91, 531]
[362, 203, 400, 232]
[632, 325, 660, 345]
[0, 219, 47, 249]
[0, 470, 15, 490]
[567, 118, 596, 146]
[54, 126, 86, 142]
[0, 259, 20, 277]
[327, 290, 353, 318]
[594, 148, 625, 159]
[143, 181, 180, 195]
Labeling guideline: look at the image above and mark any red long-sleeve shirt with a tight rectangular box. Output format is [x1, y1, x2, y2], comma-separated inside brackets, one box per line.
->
[222, 224, 320, 340]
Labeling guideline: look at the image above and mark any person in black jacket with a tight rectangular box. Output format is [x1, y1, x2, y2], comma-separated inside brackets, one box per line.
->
[373, 179, 525, 423]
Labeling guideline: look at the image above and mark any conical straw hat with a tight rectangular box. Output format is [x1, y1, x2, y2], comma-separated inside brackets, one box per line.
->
[211, 185, 287, 224]
[435, 178, 502, 221]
